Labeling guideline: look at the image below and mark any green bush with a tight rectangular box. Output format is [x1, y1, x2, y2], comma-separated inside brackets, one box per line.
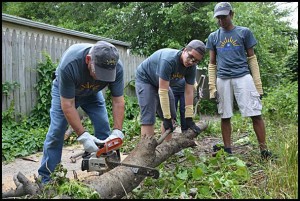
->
[2, 54, 56, 161]
[283, 46, 298, 82]
[28, 53, 57, 128]
[262, 81, 298, 124]
[2, 120, 46, 161]
[196, 99, 218, 116]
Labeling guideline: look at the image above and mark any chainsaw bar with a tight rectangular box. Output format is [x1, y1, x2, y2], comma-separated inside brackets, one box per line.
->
[106, 158, 160, 179]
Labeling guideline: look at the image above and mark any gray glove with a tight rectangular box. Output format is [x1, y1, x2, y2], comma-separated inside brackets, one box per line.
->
[77, 131, 101, 153]
[98, 129, 125, 144]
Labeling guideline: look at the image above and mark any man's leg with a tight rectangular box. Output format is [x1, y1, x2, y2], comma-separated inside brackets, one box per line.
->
[216, 78, 234, 154]
[141, 124, 155, 137]
[79, 91, 110, 140]
[179, 93, 187, 131]
[38, 82, 68, 184]
[135, 81, 157, 138]
[221, 118, 232, 150]
[252, 116, 272, 158]
[233, 74, 271, 158]
[173, 93, 180, 126]
[251, 115, 267, 150]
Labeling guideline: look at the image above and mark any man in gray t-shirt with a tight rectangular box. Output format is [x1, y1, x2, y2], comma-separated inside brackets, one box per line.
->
[206, 2, 272, 159]
[38, 41, 125, 184]
[135, 40, 206, 141]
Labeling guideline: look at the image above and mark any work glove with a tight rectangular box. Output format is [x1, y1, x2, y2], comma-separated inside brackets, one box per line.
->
[208, 64, 217, 99]
[209, 86, 217, 99]
[77, 131, 101, 153]
[98, 129, 125, 144]
[185, 117, 201, 134]
[193, 81, 198, 91]
[248, 55, 263, 95]
[163, 118, 174, 132]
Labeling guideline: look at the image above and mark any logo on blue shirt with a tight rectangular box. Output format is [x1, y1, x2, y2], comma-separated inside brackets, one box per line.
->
[217, 36, 242, 52]
[77, 82, 101, 96]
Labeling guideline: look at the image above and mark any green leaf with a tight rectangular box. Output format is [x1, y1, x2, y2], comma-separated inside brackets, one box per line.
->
[192, 167, 203, 180]
[235, 159, 246, 167]
[176, 170, 188, 180]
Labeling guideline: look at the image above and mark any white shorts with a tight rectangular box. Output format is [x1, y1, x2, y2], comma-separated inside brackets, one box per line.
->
[216, 74, 262, 119]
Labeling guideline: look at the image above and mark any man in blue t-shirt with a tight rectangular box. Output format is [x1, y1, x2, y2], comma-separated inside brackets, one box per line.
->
[206, 2, 272, 159]
[135, 40, 206, 140]
[38, 41, 125, 183]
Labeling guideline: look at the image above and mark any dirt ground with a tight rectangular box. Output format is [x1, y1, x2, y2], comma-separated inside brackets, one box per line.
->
[2, 115, 226, 192]
[1, 143, 124, 192]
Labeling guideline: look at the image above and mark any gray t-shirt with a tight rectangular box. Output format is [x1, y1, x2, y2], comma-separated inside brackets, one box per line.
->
[135, 48, 196, 87]
[170, 78, 185, 94]
[56, 43, 124, 99]
[206, 26, 257, 78]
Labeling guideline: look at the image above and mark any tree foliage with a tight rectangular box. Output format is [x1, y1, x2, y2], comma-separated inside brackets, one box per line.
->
[2, 2, 298, 88]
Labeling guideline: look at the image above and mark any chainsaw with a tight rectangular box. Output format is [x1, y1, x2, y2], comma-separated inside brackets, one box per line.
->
[80, 137, 160, 179]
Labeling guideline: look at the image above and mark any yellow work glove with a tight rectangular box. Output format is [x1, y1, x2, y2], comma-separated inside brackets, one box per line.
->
[248, 55, 263, 95]
[185, 105, 201, 134]
[208, 64, 217, 99]
[193, 81, 198, 91]
[159, 88, 174, 131]
[185, 105, 194, 118]
[158, 88, 171, 119]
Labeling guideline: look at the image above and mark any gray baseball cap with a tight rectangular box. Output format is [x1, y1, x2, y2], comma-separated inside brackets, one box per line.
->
[213, 2, 232, 18]
[187, 40, 206, 56]
[91, 41, 119, 82]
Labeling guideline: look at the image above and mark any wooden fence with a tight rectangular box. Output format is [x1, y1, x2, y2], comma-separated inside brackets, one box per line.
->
[2, 14, 146, 117]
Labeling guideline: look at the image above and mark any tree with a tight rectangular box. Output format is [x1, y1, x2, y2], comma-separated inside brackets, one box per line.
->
[2, 122, 208, 199]
[3, 2, 297, 87]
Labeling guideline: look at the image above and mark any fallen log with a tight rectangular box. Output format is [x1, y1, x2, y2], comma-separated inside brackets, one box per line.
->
[2, 121, 208, 199]
[2, 172, 41, 198]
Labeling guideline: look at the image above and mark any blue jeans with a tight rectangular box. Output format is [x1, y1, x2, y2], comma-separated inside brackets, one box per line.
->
[173, 92, 187, 130]
[38, 80, 110, 183]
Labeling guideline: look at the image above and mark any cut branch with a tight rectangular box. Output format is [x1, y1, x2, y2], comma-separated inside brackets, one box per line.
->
[2, 121, 208, 199]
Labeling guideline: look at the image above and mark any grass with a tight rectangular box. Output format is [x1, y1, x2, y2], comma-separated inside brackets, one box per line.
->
[127, 111, 298, 199]
[2, 94, 298, 199]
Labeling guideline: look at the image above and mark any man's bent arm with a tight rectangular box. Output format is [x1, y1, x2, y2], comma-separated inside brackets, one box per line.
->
[61, 96, 85, 136]
[184, 83, 194, 106]
[112, 96, 125, 130]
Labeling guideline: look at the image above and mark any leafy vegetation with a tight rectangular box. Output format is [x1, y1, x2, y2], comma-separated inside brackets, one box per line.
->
[2, 81, 20, 96]
[1, 2, 298, 199]
[262, 81, 298, 124]
[130, 150, 251, 199]
[2, 56, 298, 198]
[2, 54, 56, 161]
[34, 164, 100, 199]
[28, 53, 58, 128]
[2, 100, 46, 161]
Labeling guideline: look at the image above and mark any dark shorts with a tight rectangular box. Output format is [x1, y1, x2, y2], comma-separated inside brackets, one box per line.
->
[135, 81, 176, 125]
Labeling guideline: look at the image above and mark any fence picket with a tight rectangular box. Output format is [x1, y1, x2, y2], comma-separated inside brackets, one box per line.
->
[2, 16, 146, 117]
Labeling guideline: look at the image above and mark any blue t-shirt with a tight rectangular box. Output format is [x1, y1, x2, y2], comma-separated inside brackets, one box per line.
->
[206, 26, 257, 78]
[56, 43, 124, 99]
[135, 48, 196, 87]
[170, 78, 185, 94]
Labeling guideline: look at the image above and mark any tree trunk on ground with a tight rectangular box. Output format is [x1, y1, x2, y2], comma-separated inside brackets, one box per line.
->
[2, 121, 208, 199]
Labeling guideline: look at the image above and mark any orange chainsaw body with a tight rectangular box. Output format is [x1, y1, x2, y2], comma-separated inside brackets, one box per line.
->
[96, 137, 123, 158]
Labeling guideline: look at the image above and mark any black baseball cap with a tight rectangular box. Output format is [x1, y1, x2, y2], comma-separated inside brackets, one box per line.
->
[187, 40, 206, 56]
[91, 41, 119, 82]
